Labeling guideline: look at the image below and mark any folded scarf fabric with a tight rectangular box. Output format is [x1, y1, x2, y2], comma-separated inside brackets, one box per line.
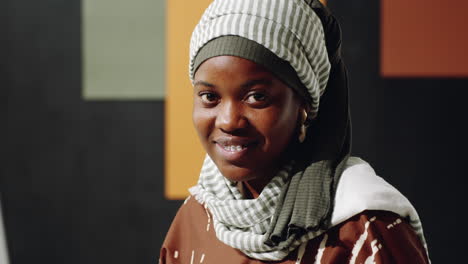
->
[190, 157, 430, 261]
[190, 156, 323, 260]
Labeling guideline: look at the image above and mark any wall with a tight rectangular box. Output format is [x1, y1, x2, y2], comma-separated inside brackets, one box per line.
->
[3, 0, 467, 263]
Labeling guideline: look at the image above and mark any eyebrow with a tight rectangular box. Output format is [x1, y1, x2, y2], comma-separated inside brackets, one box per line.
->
[193, 80, 215, 88]
[240, 79, 272, 89]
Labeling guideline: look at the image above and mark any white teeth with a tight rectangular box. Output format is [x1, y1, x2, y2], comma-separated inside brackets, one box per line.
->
[222, 145, 245, 152]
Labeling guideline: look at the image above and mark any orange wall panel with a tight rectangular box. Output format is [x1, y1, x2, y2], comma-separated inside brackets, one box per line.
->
[165, 1, 211, 199]
[381, 0, 468, 77]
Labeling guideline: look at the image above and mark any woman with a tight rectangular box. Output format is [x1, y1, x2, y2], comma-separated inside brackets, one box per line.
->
[160, 0, 430, 263]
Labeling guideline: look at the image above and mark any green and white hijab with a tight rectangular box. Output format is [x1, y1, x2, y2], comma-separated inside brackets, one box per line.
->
[188, 0, 428, 261]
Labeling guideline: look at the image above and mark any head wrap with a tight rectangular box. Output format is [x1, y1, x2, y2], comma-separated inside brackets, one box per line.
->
[193, 36, 314, 107]
[189, 0, 352, 261]
[189, 0, 331, 119]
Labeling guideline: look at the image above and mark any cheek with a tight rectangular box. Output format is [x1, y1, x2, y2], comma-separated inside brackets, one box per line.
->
[255, 105, 299, 149]
[192, 107, 209, 139]
[192, 108, 215, 141]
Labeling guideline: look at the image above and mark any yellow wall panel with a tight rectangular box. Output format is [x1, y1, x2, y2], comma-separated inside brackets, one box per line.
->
[165, 0, 212, 199]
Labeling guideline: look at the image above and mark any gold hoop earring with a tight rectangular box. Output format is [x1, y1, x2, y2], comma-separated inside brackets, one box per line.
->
[298, 109, 308, 143]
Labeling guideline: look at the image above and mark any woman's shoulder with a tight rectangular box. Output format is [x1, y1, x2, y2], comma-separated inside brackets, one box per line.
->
[161, 196, 209, 243]
[299, 210, 430, 264]
[333, 156, 419, 226]
[331, 156, 430, 260]
[160, 196, 209, 263]
[161, 195, 262, 264]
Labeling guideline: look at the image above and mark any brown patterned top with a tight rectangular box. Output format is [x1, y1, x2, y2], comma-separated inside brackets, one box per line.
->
[160, 196, 429, 264]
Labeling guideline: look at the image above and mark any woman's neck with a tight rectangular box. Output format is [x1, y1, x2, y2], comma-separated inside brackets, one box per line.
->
[238, 147, 297, 199]
[238, 180, 263, 199]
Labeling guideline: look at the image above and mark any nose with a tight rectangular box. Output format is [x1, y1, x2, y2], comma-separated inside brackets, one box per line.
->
[215, 101, 248, 133]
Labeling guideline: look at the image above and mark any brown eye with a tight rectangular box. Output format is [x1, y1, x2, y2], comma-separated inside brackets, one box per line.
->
[200, 92, 219, 104]
[246, 92, 267, 104]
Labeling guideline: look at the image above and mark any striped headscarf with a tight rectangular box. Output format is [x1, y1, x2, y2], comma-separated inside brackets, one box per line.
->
[189, 0, 330, 119]
[189, 0, 352, 261]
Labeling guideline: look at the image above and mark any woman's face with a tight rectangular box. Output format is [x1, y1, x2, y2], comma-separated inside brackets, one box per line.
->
[193, 56, 302, 186]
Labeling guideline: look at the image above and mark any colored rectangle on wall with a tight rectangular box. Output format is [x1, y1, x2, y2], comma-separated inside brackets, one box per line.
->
[164, 1, 211, 199]
[83, 0, 165, 99]
[381, 0, 468, 77]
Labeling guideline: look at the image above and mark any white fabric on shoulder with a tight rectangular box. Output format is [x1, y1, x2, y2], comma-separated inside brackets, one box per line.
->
[332, 157, 429, 259]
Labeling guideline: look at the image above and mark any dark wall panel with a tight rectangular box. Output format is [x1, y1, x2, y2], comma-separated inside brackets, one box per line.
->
[376, 79, 468, 263]
[4, 1, 180, 263]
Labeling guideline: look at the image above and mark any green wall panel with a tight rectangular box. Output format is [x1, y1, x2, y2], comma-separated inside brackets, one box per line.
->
[83, 0, 165, 99]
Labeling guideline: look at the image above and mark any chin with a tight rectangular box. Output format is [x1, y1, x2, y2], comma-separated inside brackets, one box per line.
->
[218, 164, 258, 183]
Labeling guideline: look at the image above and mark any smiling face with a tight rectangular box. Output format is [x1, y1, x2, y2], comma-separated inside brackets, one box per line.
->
[193, 56, 302, 189]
